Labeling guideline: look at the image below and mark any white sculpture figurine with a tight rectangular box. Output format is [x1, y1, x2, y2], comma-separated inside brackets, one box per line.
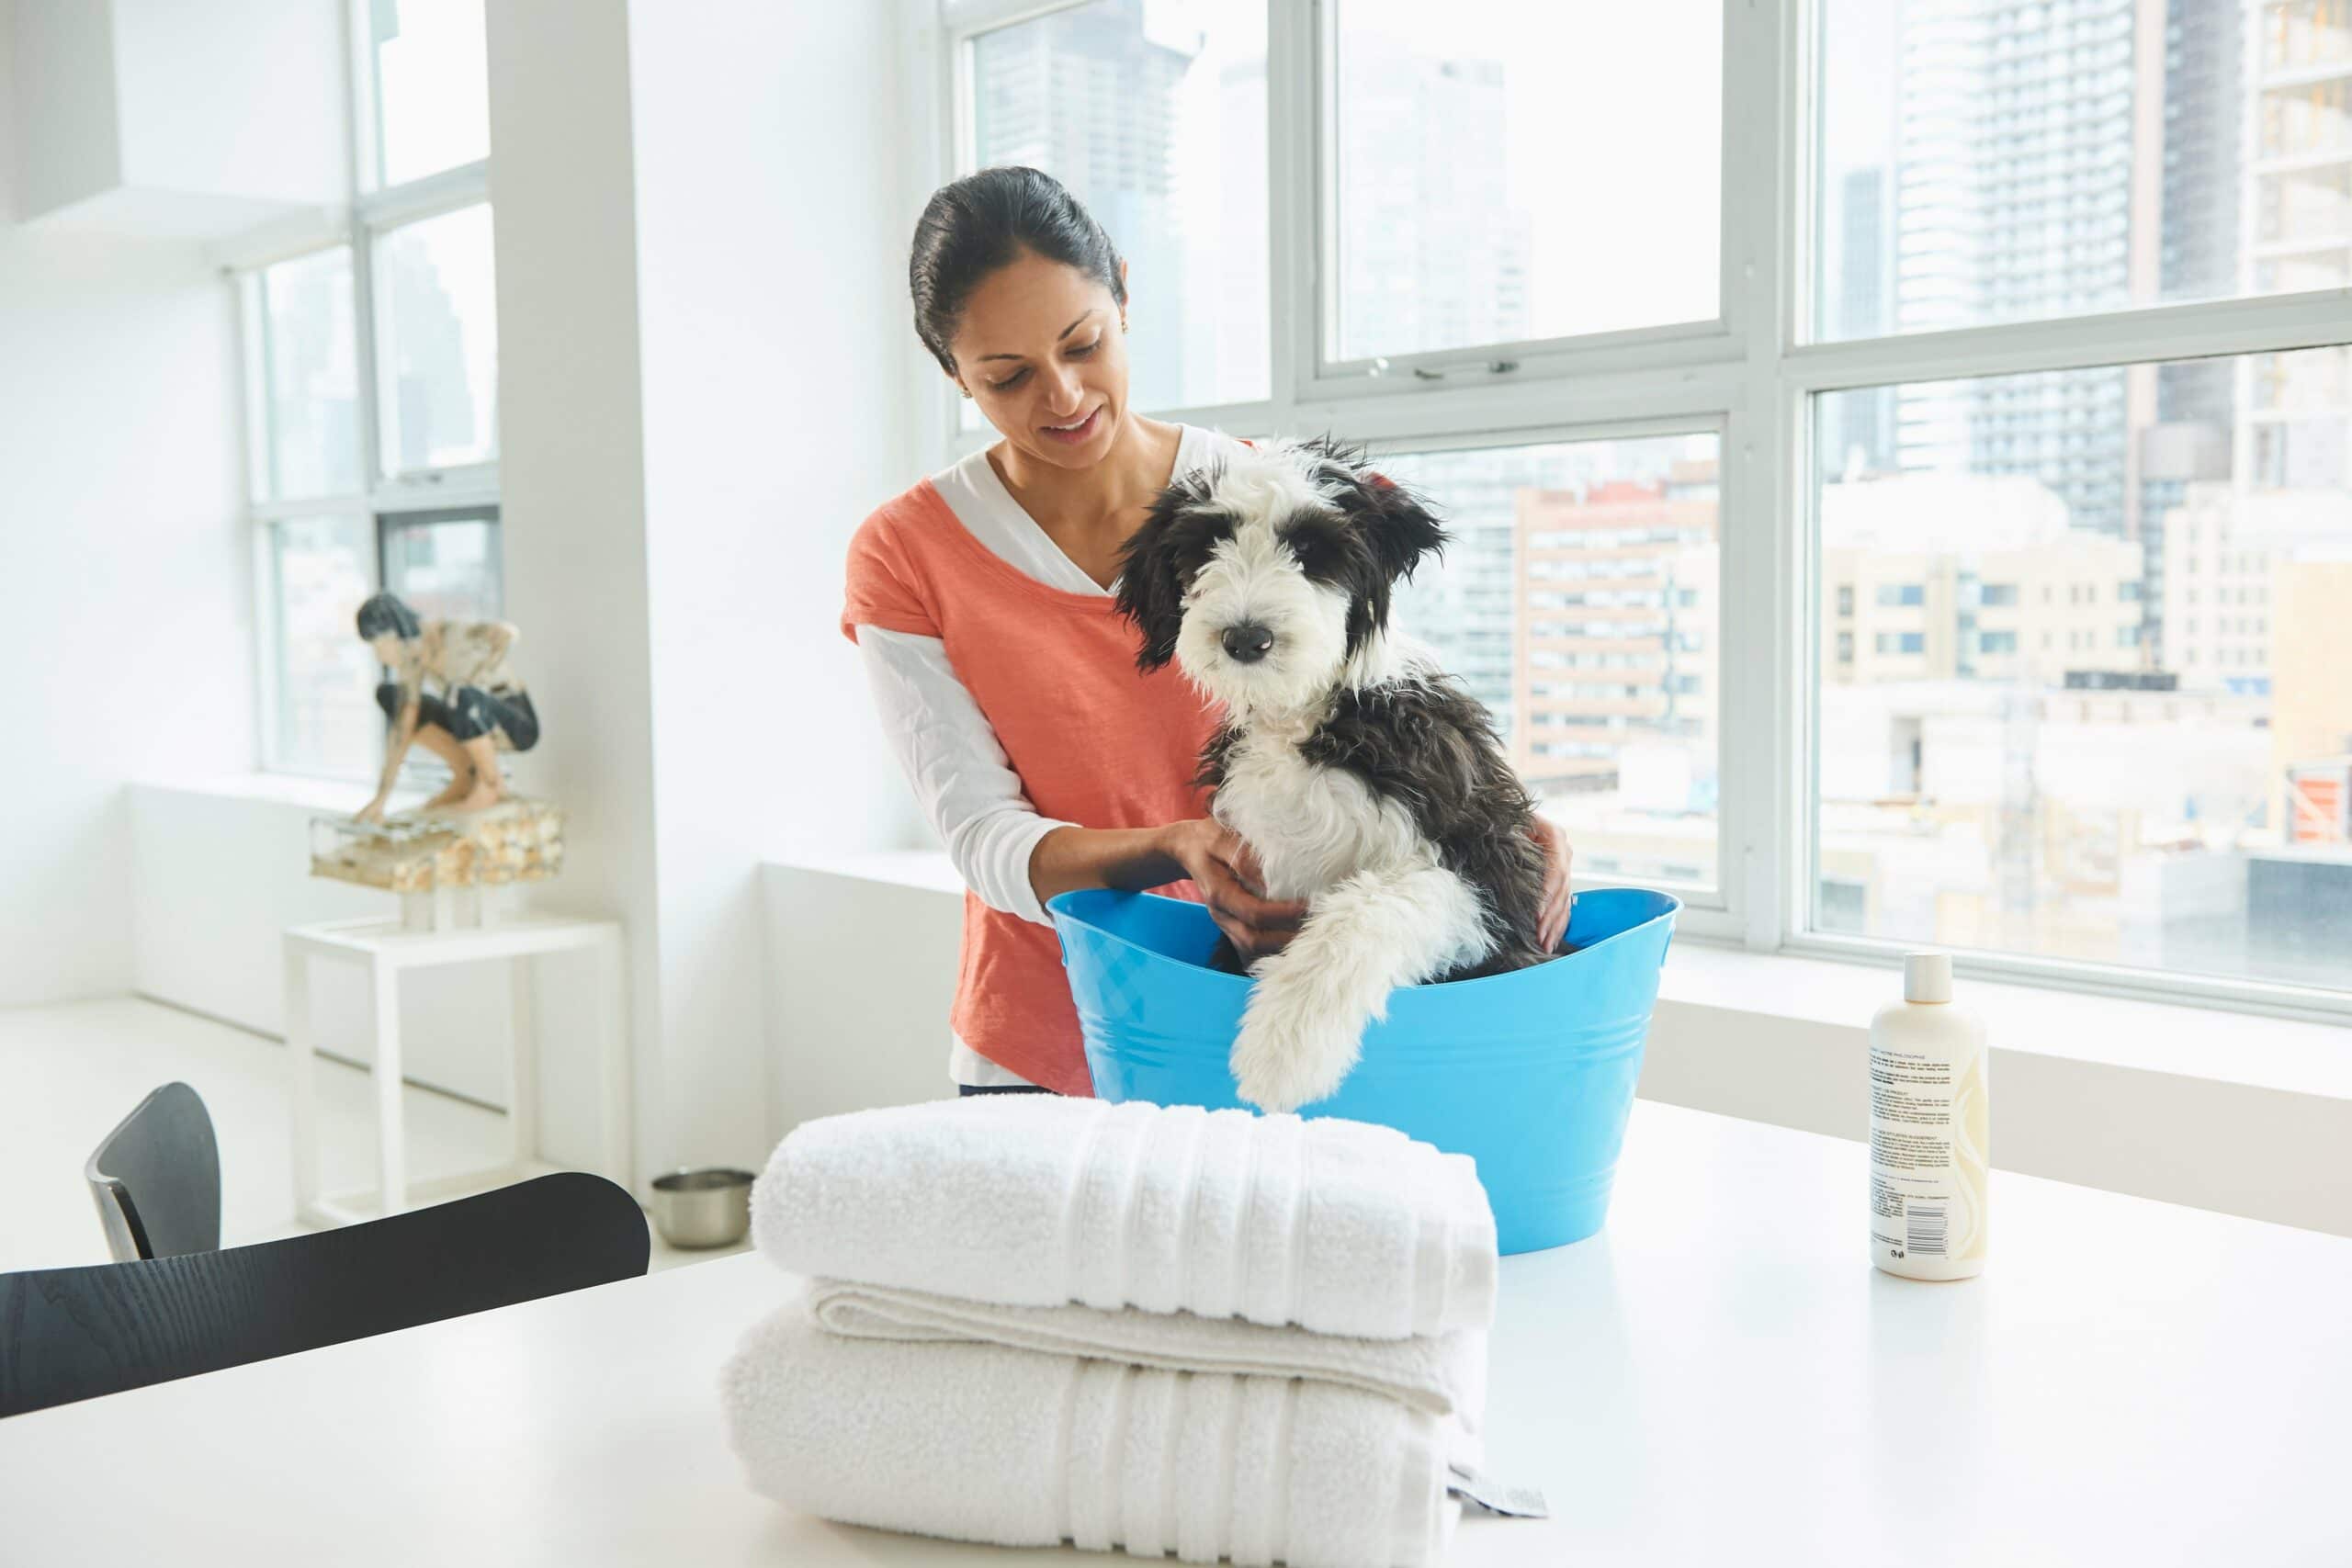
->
[353, 592, 540, 825]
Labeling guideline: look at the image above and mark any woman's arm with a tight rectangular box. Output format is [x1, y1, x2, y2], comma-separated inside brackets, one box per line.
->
[855, 626, 1305, 954]
[1031, 818, 1307, 961]
[855, 625, 1081, 925]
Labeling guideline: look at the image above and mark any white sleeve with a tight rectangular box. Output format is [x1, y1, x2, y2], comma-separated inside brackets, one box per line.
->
[854, 624, 1077, 927]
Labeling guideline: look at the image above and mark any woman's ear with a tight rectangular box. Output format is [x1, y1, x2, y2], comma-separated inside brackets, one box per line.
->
[1113, 488, 1195, 672]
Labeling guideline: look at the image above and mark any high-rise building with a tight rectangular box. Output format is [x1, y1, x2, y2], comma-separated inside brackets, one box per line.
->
[1892, 0, 2149, 539]
[1330, 31, 1531, 362]
[1821, 473, 2147, 690]
[1825, 167, 1897, 478]
[1508, 464, 1720, 796]
[2140, 0, 2247, 663]
[2241, 0, 2352, 298]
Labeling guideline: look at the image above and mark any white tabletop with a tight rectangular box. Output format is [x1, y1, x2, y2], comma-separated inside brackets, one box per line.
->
[6, 1100, 2347, 1567]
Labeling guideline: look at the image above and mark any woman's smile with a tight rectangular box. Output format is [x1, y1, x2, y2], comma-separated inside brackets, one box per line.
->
[1040, 406, 1103, 445]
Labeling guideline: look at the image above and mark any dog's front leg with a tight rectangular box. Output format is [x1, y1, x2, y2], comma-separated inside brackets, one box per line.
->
[1228, 862, 1488, 1113]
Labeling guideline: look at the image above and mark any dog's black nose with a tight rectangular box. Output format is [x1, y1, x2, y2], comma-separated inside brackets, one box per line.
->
[1220, 622, 1274, 663]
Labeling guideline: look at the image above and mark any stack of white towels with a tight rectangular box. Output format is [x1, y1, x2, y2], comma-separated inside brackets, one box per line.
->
[720, 1094, 1507, 1568]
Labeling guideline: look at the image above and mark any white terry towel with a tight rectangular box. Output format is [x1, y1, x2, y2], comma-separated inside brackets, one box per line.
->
[721, 1283, 1463, 1568]
[753, 1096, 1497, 1339]
[805, 1277, 1488, 1439]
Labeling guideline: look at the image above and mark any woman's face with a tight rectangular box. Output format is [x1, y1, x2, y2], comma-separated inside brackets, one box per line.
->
[947, 249, 1129, 473]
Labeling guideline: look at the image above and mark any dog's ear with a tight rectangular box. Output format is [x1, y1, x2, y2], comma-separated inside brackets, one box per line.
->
[1114, 481, 1198, 672]
[1360, 474, 1447, 586]
[1302, 434, 1448, 585]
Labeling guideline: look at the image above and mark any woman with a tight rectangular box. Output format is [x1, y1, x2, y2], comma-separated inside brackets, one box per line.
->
[842, 166, 1571, 1098]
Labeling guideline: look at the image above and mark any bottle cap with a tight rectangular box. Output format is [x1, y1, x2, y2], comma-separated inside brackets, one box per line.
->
[1904, 952, 1952, 1004]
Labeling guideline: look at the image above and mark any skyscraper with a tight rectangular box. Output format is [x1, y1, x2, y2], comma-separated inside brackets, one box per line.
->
[1892, 0, 2148, 538]
[1329, 30, 1532, 362]
[2140, 0, 2247, 663]
[1825, 166, 1896, 477]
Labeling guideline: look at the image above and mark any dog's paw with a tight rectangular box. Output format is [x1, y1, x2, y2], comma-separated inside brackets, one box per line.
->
[1229, 979, 1363, 1113]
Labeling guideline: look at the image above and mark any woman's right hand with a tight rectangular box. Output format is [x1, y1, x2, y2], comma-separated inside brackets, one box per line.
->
[1156, 818, 1308, 964]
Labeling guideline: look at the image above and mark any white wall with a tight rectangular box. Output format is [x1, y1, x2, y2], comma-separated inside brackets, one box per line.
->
[623, 0, 922, 1177]
[763, 860, 963, 1138]
[12, 0, 345, 236]
[127, 778, 612, 1168]
[6, 0, 119, 217]
[109, 0, 345, 208]
[0, 212, 251, 1005]
[483, 0, 667, 1185]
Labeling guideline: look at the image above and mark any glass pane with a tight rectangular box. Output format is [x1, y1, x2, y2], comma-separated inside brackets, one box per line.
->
[376, 203, 499, 474]
[251, 248, 362, 502]
[967, 0, 1270, 416]
[1329, 1, 1721, 364]
[383, 514, 503, 623]
[1814, 344, 2352, 992]
[1815, 0, 2352, 344]
[1374, 434, 1724, 894]
[369, 0, 490, 187]
[268, 517, 380, 778]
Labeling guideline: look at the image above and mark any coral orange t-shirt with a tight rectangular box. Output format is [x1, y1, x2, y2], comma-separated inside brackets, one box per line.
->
[840, 478, 1217, 1096]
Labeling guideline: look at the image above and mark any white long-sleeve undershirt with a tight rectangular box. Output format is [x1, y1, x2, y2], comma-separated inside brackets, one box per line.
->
[854, 424, 1240, 1089]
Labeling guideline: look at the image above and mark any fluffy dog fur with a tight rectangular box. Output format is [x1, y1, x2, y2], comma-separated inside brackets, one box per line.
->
[1114, 435, 1554, 1112]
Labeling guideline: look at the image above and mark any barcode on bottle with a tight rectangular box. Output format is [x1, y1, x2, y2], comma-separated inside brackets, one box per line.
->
[1906, 1204, 1948, 1258]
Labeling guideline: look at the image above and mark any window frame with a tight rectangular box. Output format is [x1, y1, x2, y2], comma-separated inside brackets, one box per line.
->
[922, 0, 2349, 1024]
[234, 0, 501, 787]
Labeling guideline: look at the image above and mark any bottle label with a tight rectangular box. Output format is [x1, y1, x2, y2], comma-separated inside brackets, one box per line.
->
[1869, 1041, 1988, 1267]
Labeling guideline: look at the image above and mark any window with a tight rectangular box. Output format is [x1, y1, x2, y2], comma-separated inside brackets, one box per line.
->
[1373, 432, 1723, 896]
[1328, 1, 1720, 366]
[1819, 0, 2352, 338]
[240, 0, 498, 783]
[366, 0, 490, 187]
[964, 0, 1268, 415]
[1816, 347, 2351, 992]
[243, 249, 362, 501]
[374, 203, 499, 474]
[929, 0, 2346, 1016]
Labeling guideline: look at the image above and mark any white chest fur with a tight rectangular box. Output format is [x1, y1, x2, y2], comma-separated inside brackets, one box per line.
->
[1209, 718, 1430, 902]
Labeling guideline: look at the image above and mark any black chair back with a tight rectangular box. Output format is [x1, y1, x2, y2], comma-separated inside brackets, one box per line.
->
[85, 1080, 222, 1261]
[2, 1172, 650, 1417]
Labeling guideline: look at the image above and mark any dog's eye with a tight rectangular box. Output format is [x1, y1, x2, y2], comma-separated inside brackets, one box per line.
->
[1280, 525, 1342, 578]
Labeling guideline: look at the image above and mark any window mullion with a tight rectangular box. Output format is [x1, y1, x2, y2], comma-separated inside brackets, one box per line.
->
[1267, 0, 1319, 434]
[1715, 0, 1801, 953]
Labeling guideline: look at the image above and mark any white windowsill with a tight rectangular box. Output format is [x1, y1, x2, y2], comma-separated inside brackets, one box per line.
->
[770, 846, 2351, 1105]
[1656, 939, 2352, 1103]
[131, 772, 435, 815]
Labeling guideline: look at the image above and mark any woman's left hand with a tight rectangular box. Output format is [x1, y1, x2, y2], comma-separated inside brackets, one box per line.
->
[1529, 816, 1574, 952]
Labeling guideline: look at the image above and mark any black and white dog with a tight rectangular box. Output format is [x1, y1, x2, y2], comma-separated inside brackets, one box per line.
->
[1114, 436, 1555, 1113]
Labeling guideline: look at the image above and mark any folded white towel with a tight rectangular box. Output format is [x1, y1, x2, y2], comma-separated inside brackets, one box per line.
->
[805, 1277, 1488, 1439]
[753, 1096, 1497, 1339]
[721, 1282, 1462, 1568]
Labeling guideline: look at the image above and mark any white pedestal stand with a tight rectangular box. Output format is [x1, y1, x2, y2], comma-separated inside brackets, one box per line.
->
[283, 908, 629, 1225]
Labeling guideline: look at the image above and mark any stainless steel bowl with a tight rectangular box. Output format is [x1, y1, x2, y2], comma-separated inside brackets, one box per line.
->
[648, 1167, 755, 1249]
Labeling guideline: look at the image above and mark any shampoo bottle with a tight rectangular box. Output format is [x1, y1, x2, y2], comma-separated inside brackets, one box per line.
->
[1869, 953, 1987, 1280]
